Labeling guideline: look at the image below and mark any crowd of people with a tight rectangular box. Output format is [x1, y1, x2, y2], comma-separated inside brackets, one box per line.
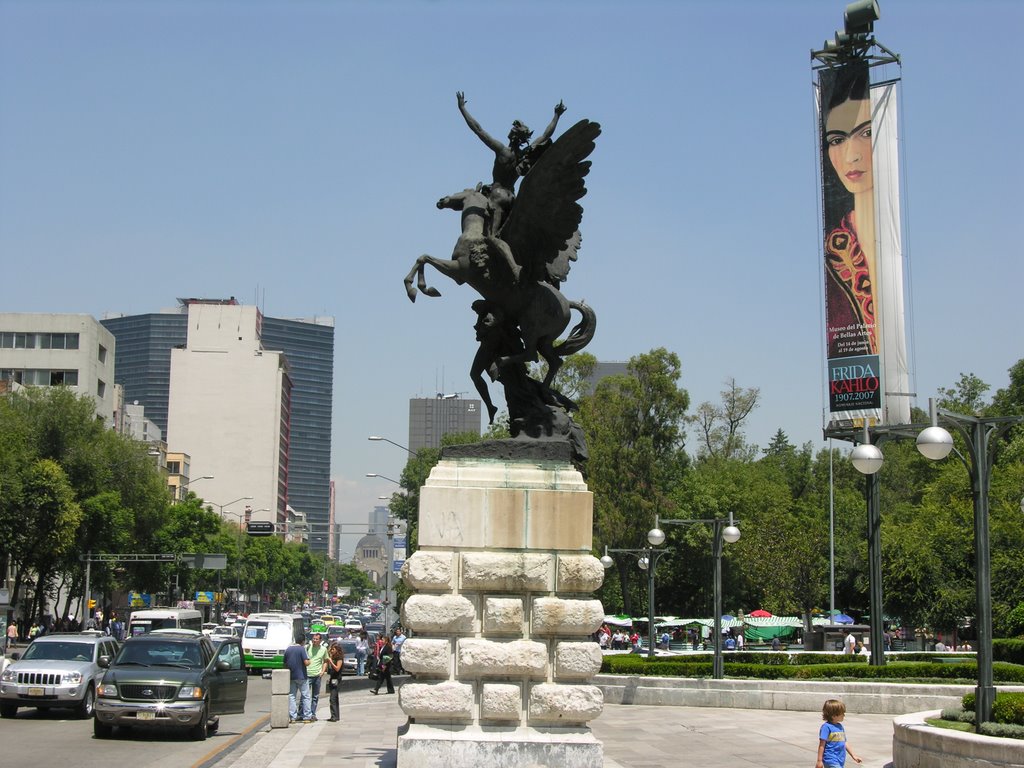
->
[282, 626, 408, 723]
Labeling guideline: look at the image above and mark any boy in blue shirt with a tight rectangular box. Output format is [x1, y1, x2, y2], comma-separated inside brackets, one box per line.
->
[816, 699, 862, 768]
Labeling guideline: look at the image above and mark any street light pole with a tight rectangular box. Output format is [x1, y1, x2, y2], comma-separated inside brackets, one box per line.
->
[915, 400, 1023, 726]
[368, 436, 416, 455]
[600, 523, 666, 660]
[660, 515, 741, 680]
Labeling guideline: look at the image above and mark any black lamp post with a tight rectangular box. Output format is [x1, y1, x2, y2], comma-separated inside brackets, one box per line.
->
[600, 524, 666, 660]
[659, 515, 741, 679]
[914, 400, 1023, 726]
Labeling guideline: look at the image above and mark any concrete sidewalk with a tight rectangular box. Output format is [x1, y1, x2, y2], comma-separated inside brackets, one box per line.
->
[214, 683, 896, 768]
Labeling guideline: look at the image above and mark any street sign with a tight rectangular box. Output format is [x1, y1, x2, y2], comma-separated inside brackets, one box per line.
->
[246, 521, 276, 536]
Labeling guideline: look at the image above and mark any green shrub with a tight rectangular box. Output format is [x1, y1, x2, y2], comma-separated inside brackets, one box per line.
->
[993, 692, 1024, 725]
[940, 706, 976, 723]
[978, 721, 1024, 740]
[963, 692, 976, 712]
[994, 639, 1024, 666]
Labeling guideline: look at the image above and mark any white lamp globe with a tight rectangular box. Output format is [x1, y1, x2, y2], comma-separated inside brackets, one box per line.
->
[600, 554, 614, 570]
[638, 555, 650, 571]
[851, 442, 884, 474]
[916, 426, 954, 461]
[723, 525, 741, 544]
[647, 527, 665, 547]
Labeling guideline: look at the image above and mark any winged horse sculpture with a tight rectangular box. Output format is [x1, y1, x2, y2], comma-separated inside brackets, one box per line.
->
[404, 107, 600, 455]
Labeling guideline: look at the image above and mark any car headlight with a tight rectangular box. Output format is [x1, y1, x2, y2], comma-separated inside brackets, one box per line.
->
[1, 669, 15, 683]
[98, 683, 118, 697]
[177, 686, 204, 700]
[64, 671, 83, 685]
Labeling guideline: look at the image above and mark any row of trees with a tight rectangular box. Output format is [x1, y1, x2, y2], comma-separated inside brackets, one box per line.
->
[0, 387, 373, 623]
[384, 352, 1024, 638]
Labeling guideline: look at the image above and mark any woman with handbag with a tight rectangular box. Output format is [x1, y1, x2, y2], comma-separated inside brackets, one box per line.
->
[325, 641, 344, 722]
[370, 638, 395, 695]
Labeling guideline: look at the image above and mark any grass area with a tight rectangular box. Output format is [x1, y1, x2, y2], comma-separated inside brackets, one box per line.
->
[926, 717, 975, 733]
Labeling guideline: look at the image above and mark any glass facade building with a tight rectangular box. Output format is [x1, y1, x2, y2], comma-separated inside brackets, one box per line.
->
[261, 316, 334, 551]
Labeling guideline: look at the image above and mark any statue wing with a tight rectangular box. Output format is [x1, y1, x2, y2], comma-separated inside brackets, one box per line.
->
[500, 119, 600, 286]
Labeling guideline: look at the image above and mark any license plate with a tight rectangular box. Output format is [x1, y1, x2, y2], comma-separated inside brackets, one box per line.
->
[27, 687, 44, 697]
[137, 711, 156, 721]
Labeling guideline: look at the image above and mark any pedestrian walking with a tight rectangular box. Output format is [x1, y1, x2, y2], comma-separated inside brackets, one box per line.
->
[283, 632, 313, 723]
[325, 642, 344, 722]
[392, 627, 406, 674]
[816, 698, 862, 768]
[355, 631, 369, 676]
[370, 638, 395, 695]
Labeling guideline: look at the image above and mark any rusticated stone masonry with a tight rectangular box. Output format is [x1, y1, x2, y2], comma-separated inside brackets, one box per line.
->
[398, 457, 606, 749]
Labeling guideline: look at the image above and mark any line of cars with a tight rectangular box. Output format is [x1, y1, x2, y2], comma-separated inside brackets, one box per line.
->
[1, 610, 248, 741]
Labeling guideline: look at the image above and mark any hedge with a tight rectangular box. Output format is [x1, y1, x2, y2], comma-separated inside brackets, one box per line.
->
[601, 654, 1024, 683]
[994, 639, 1024, 666]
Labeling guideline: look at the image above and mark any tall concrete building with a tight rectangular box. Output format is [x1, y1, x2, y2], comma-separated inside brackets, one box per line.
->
[0, 313, 117, 422]
[167, 302, 291, 525]
[101, 299, 335, 551]
[408, 395, 482, 452]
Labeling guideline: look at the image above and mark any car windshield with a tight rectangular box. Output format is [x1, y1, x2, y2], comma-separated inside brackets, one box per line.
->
[244, 622, 268, 639]
[115, 642, 204, 668]
[21, 641, 94, 662]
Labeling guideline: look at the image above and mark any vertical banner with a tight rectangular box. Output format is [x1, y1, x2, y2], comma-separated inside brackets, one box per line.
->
[818, 64, 910, 427]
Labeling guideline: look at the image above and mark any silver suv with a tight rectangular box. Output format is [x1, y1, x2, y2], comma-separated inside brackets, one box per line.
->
[0, 631, 119, 719]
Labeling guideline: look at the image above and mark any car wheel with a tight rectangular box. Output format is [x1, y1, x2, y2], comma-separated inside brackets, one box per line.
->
[190, 705, 208, 741]
[77, 684, 96, 718]
[93, 718, 113, 739]
[0, 702, 17, 718]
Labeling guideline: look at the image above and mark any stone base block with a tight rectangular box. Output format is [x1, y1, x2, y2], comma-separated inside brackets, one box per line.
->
[397, 722, 603, 768]
[270, 692, 291, 728]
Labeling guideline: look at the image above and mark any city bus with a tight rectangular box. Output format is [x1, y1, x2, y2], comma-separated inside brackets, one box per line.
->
[241, 612, 305, 672]
[126, 608, 204, 637]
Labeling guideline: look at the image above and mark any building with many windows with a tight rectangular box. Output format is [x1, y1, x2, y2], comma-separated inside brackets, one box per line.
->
[0, 313, 116, 422]
[408, 395, 482, 452]
[101, 299, 334, 552]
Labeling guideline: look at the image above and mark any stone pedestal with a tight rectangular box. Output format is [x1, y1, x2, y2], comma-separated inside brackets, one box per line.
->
[396, 457, 605, 767]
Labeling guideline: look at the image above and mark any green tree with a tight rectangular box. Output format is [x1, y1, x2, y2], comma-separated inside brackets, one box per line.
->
[688, 378, 760, 462]
[580, 348, 690, 616]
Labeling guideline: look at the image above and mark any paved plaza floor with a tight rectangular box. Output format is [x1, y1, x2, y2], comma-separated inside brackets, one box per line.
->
[214, 686, 896, 768]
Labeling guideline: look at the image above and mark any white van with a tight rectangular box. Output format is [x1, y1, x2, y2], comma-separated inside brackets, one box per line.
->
[126, 608, 203, 637]
[241, 612, 304, 672]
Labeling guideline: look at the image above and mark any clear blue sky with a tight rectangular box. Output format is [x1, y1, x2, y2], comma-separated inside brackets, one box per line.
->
[2, 0, 1021, 550]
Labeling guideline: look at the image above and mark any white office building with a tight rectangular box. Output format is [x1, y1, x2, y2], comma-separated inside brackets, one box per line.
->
[166, 302, 291, 526]
[0, 313, 116, 423]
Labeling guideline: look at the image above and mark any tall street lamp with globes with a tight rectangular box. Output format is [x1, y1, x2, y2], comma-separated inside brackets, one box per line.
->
[658, 514, 741, 680]
[600, 523, 667, 660]
[847, 399, 1023, 726]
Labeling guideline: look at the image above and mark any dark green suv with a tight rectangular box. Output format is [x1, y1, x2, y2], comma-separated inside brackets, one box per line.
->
[93, 630, 247, 740]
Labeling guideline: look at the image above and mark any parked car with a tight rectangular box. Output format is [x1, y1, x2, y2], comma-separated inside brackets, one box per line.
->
[93, 630, 247, 740]
[0, 632, 120, 719]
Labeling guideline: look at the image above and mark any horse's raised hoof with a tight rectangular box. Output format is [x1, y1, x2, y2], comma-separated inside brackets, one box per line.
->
[404, 283, 418, 302]
[423, 287, 442, 298]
